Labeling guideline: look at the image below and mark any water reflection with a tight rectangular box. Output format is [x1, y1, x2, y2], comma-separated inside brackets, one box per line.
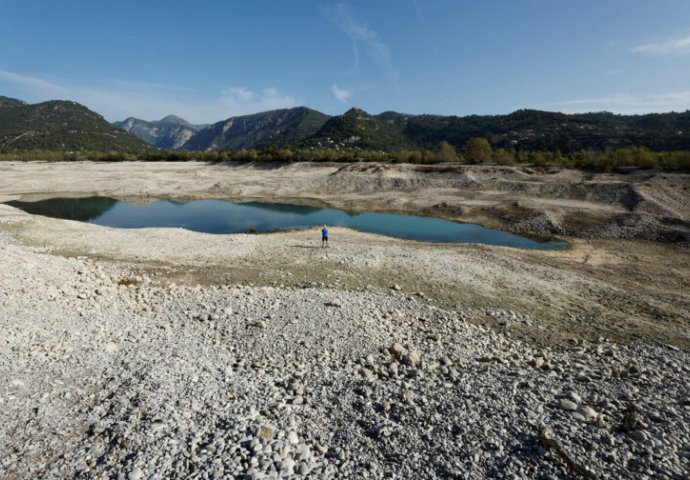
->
[7, 197, 118, 221]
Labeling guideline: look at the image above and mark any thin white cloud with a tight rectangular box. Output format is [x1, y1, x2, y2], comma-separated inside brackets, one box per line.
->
[0, 69, 64, 93]
[552, 91, 690, 114]
[321, 3, 396, 77]
[331, 84, 353, 103]
[220, 86, 296, 114]
[631, 32, 690, 56]
[221, 87, 254, 103]
[0, 68, 299, 123]
[412, 0, 440, 63]
[352, 38, 360, 70]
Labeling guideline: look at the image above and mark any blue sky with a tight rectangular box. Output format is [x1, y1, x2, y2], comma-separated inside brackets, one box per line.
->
[1, 0, 689, 123]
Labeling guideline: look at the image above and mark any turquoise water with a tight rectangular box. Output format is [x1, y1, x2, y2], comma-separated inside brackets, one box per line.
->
[6, 197, 568, 250]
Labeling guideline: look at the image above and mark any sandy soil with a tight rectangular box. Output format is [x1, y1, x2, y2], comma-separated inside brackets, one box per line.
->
[0, 161, 688, 349]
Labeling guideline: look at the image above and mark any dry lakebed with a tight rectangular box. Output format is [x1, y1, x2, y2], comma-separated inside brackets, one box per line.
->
[0, 161, 689, 479]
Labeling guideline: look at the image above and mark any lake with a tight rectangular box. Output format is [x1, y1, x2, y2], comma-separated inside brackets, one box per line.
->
[6, 197, 568, 250]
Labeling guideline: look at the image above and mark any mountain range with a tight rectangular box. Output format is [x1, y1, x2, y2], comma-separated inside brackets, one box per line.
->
[121, 106, 690, 153]
[2, 94, 690, 153]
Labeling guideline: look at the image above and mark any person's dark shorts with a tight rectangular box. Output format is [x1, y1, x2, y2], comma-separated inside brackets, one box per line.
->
[322, 235, 328, 241]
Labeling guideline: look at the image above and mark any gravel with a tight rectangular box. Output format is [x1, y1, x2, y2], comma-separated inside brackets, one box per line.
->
[1, 225, 689, 480]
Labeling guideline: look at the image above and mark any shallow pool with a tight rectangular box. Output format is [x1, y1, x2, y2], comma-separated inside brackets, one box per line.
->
[6, 197, 568, 250]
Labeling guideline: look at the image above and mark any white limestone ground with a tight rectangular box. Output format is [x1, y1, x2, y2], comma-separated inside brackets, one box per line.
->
[1, 210, 689, 479]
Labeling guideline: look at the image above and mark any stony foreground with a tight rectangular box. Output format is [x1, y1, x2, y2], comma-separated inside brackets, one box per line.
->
[1, 226, 689, 480]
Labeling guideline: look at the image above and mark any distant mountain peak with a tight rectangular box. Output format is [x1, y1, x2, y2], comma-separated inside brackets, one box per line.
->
[343, 107, 370, 118]
[113, 115, 204, 150]
[306, 107, 413, 150]
[160, 114, 191, 126]
[181, 107, 330, 151]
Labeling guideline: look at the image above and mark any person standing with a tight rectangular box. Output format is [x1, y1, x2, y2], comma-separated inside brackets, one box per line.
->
[321, 225, 329, 247]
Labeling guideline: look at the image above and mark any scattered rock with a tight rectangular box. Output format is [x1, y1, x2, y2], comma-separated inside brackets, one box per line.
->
[287, 431, 299, 445]
[567, 391, 582, 404]
[402, 350, 421, 368]
[558, 399, 578, 411]
[326, 298, 343, 308]
[529, 357, 545, 368]
[128, 468, 143, 480]
[578, 405, 598, 421]
[389, 343, 406, 357]
[259, 425, 273, 441]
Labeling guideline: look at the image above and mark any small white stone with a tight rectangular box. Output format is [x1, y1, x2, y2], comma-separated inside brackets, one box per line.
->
[128, 468, 143, 480]
[326, 298, 343, 308]
[559, 399, 578, 411]
[389, 343, 406, 357]
[567, 391, 582, 404]
[579, 405, 598, 420]
[151, 422, 165, 432]
[403, 350, 421, 368]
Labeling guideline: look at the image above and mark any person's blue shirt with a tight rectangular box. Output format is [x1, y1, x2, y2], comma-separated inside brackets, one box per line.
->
[322, 227, 328, 238]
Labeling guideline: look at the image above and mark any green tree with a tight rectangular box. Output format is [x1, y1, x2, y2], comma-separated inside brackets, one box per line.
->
[631, 147, 657, 169]
[492, 147, 514, 165]
[409, 150, 423, 163]
[528, 151, 549, 166]
[463, 137, 493, 164]
[438, 140, 458, 162]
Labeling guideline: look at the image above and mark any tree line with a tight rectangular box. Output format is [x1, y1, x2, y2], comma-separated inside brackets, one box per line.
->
[1, 138, 689, 171]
